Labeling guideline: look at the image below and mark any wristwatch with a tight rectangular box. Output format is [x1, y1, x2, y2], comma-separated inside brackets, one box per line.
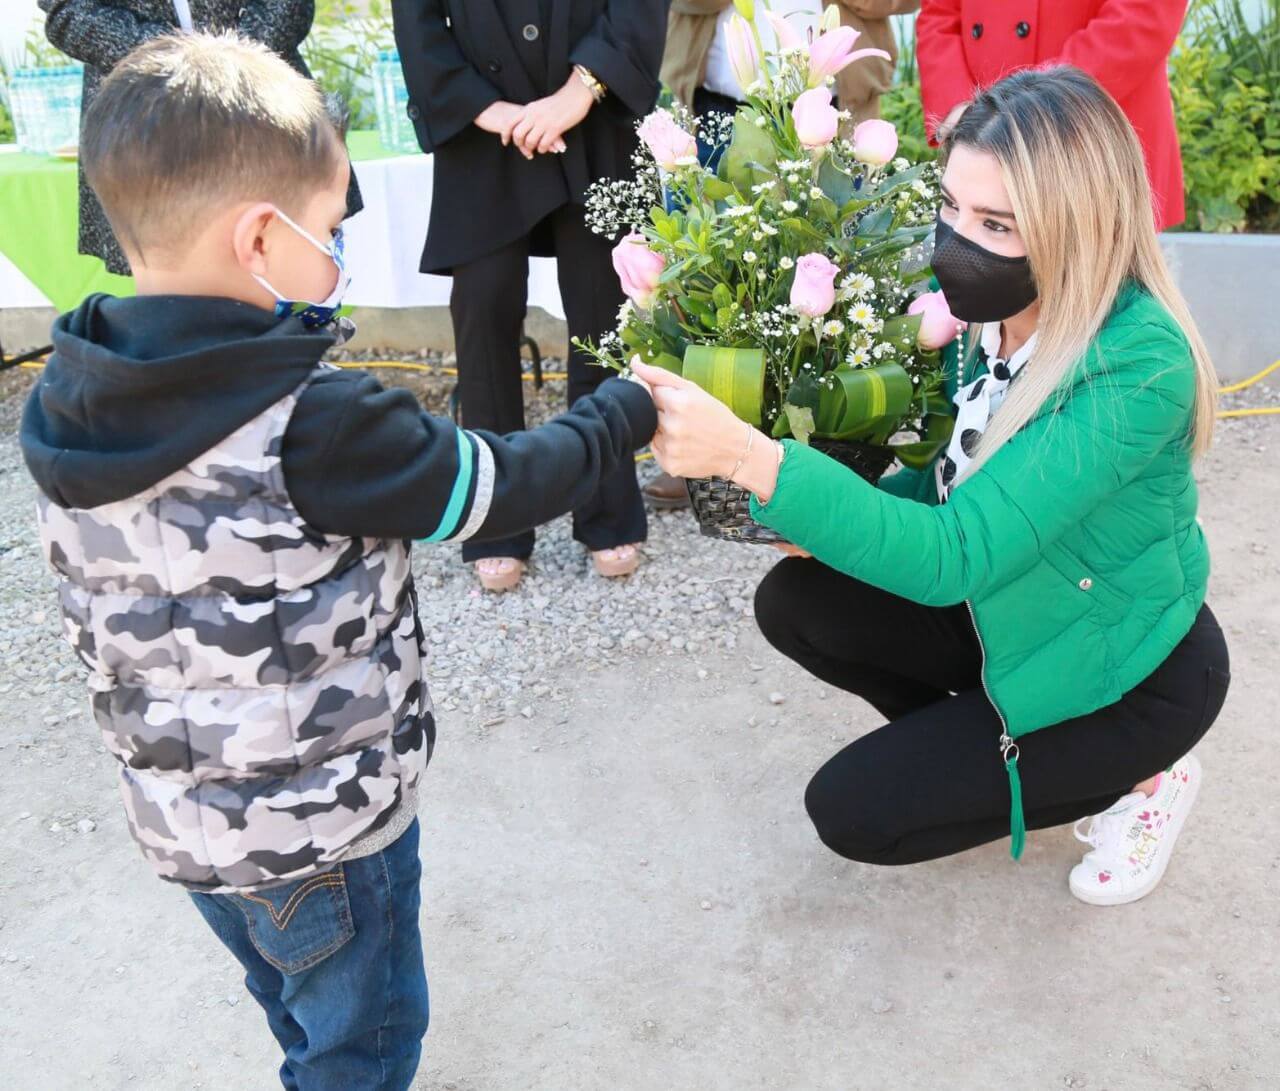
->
[574, 64, 607, 103]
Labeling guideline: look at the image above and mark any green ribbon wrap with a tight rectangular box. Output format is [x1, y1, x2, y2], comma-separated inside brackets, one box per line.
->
[682, 345, 767, 427]
[681, 348, 916, 441]
[813, 363, 914, 438]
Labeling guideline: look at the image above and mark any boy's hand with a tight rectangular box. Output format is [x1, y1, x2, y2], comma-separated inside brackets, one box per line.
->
[511, 76, 592, 158]
[475, 101, 526, 145]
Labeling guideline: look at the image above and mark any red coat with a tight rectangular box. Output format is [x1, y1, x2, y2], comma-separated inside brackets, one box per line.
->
[916, 0, 1187, 229]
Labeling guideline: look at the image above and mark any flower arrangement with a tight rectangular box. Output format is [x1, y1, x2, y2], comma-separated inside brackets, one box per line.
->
[578, 1, 962, 471]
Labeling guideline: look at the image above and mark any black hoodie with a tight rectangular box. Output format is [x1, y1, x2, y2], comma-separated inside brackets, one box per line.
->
[21, 294, 657, 542]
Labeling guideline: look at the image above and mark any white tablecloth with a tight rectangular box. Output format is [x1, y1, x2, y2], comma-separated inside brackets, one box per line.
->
[0, 148, 568, 318]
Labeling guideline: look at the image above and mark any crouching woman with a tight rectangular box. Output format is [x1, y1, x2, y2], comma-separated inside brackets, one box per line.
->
[635, 67, 1230, 906]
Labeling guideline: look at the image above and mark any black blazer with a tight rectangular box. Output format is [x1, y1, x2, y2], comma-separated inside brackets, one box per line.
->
[40, 0, 361, 276]
[391, 0, 667, 273]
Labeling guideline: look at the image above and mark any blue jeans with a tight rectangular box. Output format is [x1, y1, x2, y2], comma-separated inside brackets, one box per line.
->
[189, 820, 429, 1091]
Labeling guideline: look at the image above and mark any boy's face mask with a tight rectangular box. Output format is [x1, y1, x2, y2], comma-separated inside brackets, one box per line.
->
[252, 207, 352, 339]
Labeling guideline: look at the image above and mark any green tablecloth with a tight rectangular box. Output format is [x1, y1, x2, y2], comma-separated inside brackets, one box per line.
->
[0, 131, 413, 313]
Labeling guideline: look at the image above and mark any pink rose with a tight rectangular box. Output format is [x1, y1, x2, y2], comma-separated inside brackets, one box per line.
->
[792, 87, 839, 149]
[852, 118, 899, 166]
[790, 253, 840, 317]
[806, 25, 891, 88]
[612, 233, 666, 309]
[725, 14, 760, 91]
[637, 110, 698, 171]
[908, 290, 967, 350]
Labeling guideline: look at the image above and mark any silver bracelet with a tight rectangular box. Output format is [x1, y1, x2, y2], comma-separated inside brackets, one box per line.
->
[727, 423, 754, 482]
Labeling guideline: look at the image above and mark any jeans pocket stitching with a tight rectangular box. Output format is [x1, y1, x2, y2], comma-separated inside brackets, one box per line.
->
[235, 872, 355, 975]
[239, 873, 346, 931]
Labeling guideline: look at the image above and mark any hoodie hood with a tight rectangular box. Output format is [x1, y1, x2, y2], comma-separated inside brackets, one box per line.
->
[21, 293, 335, 509]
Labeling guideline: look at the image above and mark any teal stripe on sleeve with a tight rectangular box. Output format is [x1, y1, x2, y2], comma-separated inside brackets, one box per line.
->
[420, 429, 474, 542]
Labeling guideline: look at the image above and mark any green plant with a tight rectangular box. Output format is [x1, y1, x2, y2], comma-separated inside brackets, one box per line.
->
[1171, 0, 1280, 232]
[302, 0, 394, 130]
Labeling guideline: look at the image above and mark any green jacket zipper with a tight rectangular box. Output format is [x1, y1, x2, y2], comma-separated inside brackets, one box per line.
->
[966, 599, 1027, 860]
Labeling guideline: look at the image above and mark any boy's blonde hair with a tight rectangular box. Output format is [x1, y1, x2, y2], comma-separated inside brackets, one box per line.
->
[82, 32, 344, 263]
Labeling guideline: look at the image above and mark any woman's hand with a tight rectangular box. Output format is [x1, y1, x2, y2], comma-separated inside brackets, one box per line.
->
[631, 361, 781, 504]
[511, 76, 592, 158]
[475, 101, 526, 145]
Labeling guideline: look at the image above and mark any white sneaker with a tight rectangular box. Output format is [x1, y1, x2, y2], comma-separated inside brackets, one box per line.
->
[1068, 754, 1202, 907]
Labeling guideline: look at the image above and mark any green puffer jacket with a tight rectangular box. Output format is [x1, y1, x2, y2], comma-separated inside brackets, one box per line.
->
[750, 282, 1209, 856]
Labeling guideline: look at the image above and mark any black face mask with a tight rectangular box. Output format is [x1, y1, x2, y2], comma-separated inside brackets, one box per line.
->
[930, 215, 1038, 323]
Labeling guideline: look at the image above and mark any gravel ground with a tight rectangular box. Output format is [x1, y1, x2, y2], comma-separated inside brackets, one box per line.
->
[1, 359, 1277, 1089]
[0, 358, 775, 725]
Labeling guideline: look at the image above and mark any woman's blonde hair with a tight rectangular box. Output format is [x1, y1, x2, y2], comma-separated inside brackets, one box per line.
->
[942, 67, 1216, 478]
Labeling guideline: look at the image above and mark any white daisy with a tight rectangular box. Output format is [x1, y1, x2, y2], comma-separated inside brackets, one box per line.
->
[781, 200, 799, 213]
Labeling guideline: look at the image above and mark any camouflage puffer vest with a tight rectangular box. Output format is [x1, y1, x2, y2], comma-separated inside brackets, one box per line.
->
[37, 368, 433, 893]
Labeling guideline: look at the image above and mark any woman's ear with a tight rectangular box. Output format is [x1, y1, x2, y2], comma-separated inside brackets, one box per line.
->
[230, 202, 279, 276]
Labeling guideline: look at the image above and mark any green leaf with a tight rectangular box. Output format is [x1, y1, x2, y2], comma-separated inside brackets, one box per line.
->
[785, 372, 822, 411]
[722, 113, 777, 192]
[702, 176, 737, 201]
[881, 313, 923, 351]
[660, 254, 697, 283]
[712, 283, 734, 309]
[856, 206, 894, 237]
[865, 162, 929, 201]
[781, 217, 827, 244]
[890, 411, 953, 470]
[817, 157, 857, 206]
[783, 403, 816, 446]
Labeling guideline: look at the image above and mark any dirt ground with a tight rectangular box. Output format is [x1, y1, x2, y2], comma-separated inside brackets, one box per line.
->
[0, 368, 1277, 1090]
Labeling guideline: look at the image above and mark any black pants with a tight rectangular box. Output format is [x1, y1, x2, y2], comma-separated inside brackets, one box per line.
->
[754, 558, 1231, 865]
[450, 203, 646, 562]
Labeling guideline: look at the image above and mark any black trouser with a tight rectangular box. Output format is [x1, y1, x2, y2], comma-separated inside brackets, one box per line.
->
[754, 558, 1231, 865]
[450, 203, 646, 562]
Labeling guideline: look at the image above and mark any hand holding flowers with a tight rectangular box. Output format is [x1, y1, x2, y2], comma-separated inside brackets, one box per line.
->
[577, 2, 963, 484]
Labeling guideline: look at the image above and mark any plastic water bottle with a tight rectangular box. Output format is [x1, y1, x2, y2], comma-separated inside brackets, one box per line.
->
[374, 49, 416, 154]
[388, 58, 415, 153]
[10, 65, 83, 154]
[373, 49, 394, 150]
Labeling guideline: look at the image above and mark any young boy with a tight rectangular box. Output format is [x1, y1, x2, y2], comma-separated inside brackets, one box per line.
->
[19, 32, 655, 1091]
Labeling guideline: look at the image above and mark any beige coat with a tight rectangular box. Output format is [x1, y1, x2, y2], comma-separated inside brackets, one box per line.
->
[662, 0, 920, 125]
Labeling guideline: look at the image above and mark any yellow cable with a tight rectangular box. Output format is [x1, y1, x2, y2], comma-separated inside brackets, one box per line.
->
[334, 360, 571, 381]
[1218, 359, 1280, 395]
[1218, 407, 1280, 419]
[13, 358, 1278, 416]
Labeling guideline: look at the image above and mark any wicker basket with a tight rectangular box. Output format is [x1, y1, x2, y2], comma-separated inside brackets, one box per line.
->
[685, 439, 897, 544]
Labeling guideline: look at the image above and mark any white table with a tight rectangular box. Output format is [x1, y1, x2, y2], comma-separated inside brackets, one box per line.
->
[0, 144, 568, 319]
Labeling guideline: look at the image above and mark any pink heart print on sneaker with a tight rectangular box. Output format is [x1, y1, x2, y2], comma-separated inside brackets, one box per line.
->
[1069, 755, 1203, 907]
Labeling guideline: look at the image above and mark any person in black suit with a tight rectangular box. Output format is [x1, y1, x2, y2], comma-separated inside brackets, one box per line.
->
[392, 0, 668, 591]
